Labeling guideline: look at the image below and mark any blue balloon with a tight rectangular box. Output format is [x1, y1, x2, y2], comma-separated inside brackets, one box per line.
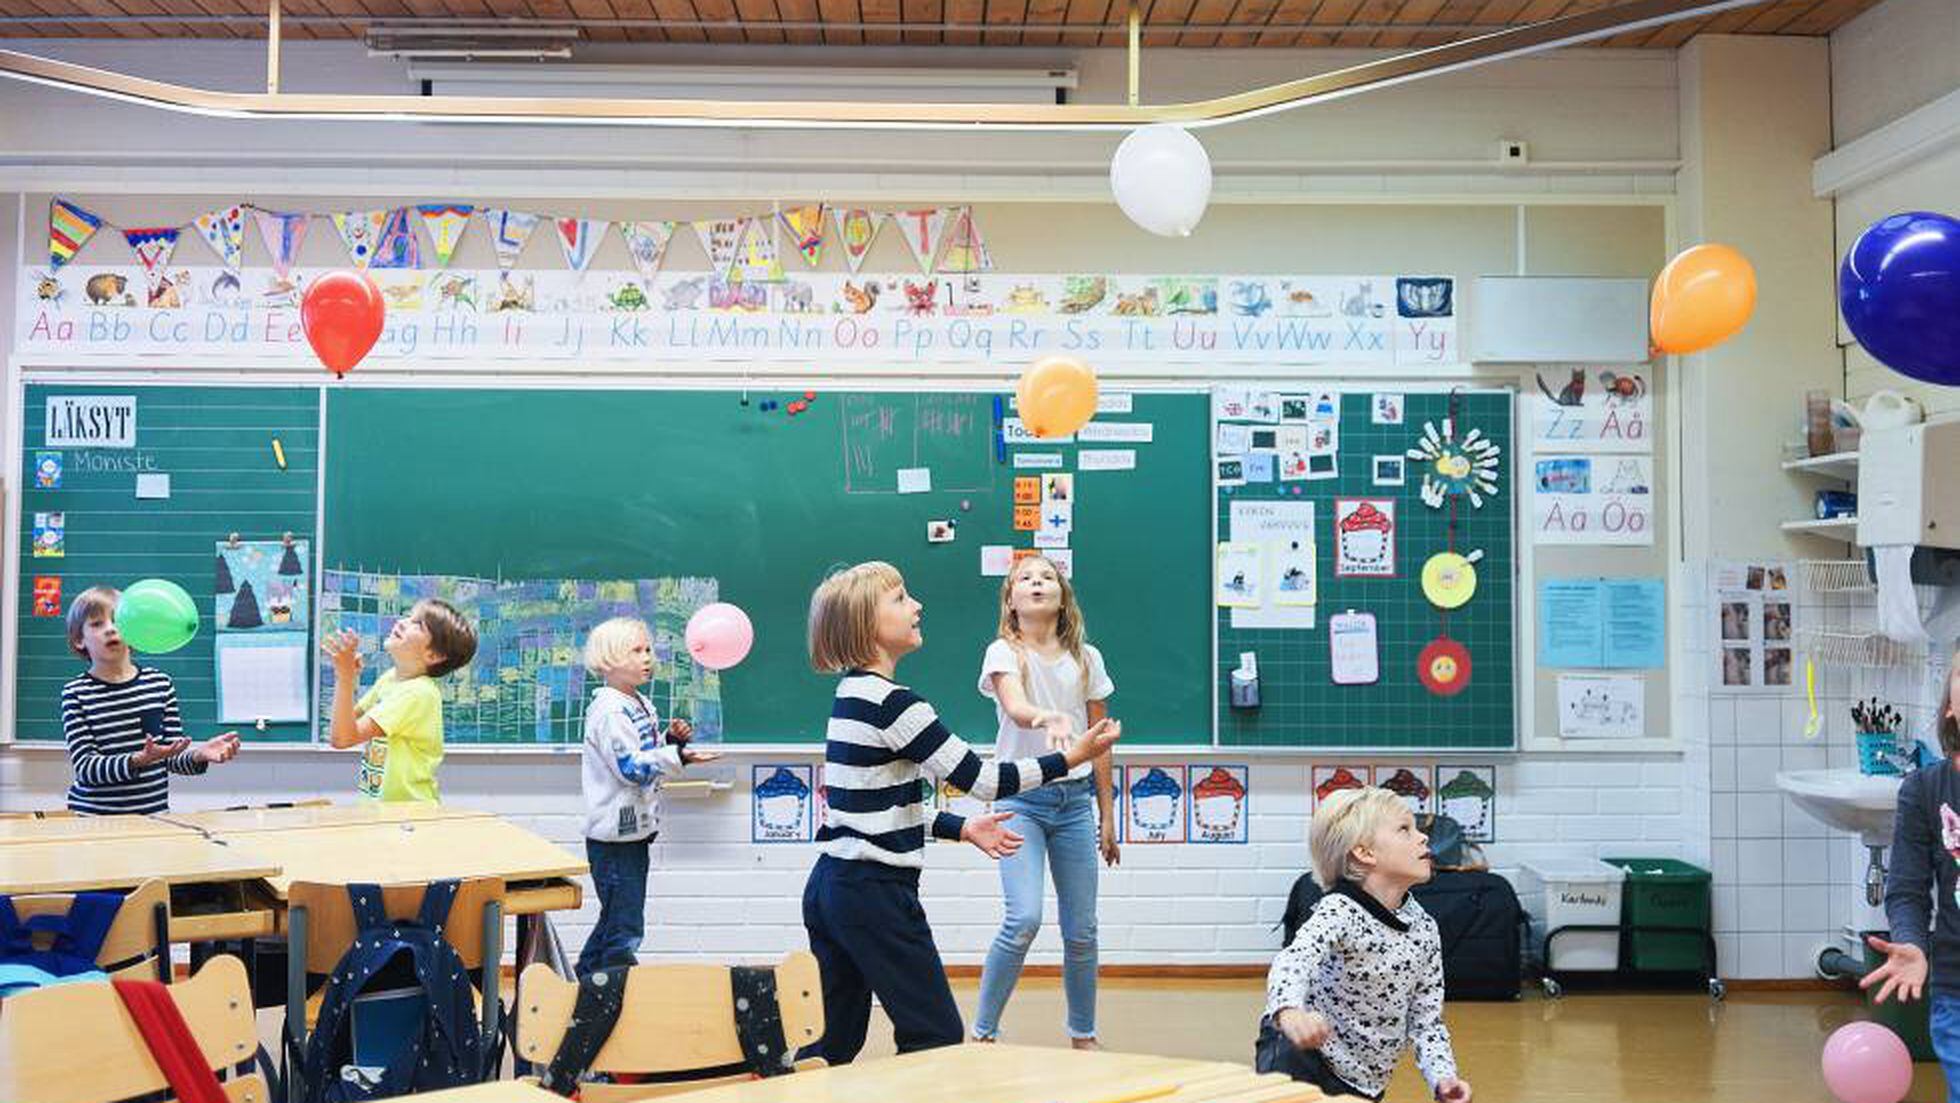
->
[1839, 211, 1960, 386]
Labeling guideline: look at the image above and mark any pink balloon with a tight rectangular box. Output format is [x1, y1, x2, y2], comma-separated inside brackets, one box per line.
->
[686, 603, 754, 671]
[1822, 1022, 1912, 1103]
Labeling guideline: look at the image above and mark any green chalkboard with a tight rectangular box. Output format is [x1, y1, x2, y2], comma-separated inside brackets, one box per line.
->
[1216, 389, 1516, 749]
[16, 384, 321, 744]
[322, 387, 1210, 746]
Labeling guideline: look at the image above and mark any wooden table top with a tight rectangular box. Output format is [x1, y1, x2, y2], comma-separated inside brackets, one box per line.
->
[0, 815, 199, 845]
[377, 1083, 564, 1103]
[162, 802, 495, 834]
[0, 834, 280, 895]
[240, 815, 587, 898]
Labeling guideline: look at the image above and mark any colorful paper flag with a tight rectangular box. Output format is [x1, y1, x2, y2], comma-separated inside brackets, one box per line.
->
[252, 209, 309, 281]
[480, 209, 541, 271]
[733, 218, 784, 283]
[121, 226, 181, 300]
[49, 198, 103, 269]
[555, 217, 609, 274]
[937, 206, 993, 273]
[833, 208, 883, 274]
[893, 208, 949, 273]
[331, 210, 389, 270]
[778, 204, 826, 267]
[372, 208, 422, 269]
[193, 205, 247, 273]
[620, 220, 676, 284]
[692, 219, 743, 278]
[415, 204, 472, 268]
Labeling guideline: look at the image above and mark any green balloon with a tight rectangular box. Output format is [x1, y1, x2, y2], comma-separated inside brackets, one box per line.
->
[115, 578, 200, 654]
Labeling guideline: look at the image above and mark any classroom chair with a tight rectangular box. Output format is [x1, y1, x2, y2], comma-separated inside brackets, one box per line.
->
[0, 809, 77, 819]
[0, 953, 270, 1103]
[514, 952, 825, 1100]
[3, 877, 173, 983]
[280, 877, 505, 1102]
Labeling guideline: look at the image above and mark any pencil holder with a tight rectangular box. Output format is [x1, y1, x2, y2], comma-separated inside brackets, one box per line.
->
[1857, 730, 1906, 776]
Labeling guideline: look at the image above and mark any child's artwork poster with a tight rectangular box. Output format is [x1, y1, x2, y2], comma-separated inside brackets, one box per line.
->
[1530, 368, 1652, 453]
[32, 576, 62, 617]
[1334, 499, 1397, 577]
[1124, 765, 1187, 844]
[1531, 455, 1654, 546]
[31, 512, 63, 558]
[1311, 764, 1370, 808]
[1711, 560, 1794, 693]
[216, 538, 310, 630]
[753, 765, 815, 843]
[1436, 765, 1496, 842]
[33, 451, 62, 488]
[1187, 765, 1250, 844]
[1216, 543, 1263, 608]
[1373, 764, 1433, 816]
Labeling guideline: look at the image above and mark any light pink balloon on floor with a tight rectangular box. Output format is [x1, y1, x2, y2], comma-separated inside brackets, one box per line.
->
[686, 603, 754, 670]
[1821, 1022, 1912, 1103]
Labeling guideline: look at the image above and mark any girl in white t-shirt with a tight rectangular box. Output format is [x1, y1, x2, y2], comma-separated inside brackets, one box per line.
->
[971, 554, 1119, 1047]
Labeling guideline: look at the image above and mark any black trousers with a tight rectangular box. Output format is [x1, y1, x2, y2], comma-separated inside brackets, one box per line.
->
[1255, 1021, 1381, 1100]
[800, 853, 965, 1065]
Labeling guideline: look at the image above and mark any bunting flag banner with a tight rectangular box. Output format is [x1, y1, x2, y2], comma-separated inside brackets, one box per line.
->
[48, 198, 104, 270]
[620, 220, 676, 284]
[252, 209, 309, 281]
[415, 203, 473, 268]
[692, 219, 743, 278]
[192, 205, 248, 273]
[330, 209, 389, 269]
[121, 226, 181, 298]
[893, 208, 948, 273]
[372, 208, 422, 269]
[937, 206, 993, 274]
[555, 217, 610, 274]
[778, 204, 826, 267]
[481, 208, 541, 271]
[733, 217, 784, 283]
[832, 207, 883, 274]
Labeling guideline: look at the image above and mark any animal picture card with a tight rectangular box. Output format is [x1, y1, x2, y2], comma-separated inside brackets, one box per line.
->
[753, 765, 815, 843]
[1334, 499, 1397, 577]
[1124, 765, 1187, 844]
[1372, 393, 1405, 424]
[216, 538, 311, 631]
[1312, 764, 1370, 808]
[1213, 387, 1252, 422]
[1435, 764, 1496, 841]
[1187, 765, 1250, 844]
[1272, 540, 1317, 606]
[1277, 426, 1309, 481]
[1531, 368, 1652, 454]
[1216, 543, 1263, 607]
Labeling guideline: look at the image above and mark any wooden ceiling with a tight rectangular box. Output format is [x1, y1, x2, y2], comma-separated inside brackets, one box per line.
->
[0, 0, 1886, 48]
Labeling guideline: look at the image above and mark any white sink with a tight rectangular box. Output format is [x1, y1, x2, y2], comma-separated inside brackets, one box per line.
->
[1776, 769, 1904, 846]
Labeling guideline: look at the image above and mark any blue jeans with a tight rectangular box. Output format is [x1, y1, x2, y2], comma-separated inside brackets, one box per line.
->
[577, 835, 652, 979]
[973, 777, 1100, 1040]
[1933, 993, 1960, 1103]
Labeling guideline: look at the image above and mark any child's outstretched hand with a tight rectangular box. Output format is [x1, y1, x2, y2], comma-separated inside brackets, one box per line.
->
[1063, 718, 1122, 767]
[1274, 1008, 1332, 1050]
[194, 732, 241, 765]
[131, 734, 191, 767]
[665, 718, 693, 746]
[1036, 710, 1075, 751]
[1435, 1078, 1472, 1103]
[321, 630, 363, 679]
[961, 811, 1024, 859]
[681, 746, 721, 765]
[1862, 934, 1929, 1003]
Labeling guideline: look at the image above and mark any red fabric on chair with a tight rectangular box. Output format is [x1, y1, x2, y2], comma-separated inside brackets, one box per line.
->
[111, 977, 228, 1103]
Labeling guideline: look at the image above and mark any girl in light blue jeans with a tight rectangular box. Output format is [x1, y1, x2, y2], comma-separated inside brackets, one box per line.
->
[973, 555, 1120, 1047]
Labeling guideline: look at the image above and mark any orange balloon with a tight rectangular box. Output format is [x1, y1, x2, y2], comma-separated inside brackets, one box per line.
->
[1016, 356, 1099, 439]
[1651, 243, 1758, 354]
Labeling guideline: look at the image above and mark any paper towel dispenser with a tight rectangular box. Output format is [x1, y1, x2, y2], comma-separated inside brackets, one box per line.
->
[1858, 418, 1960, 551]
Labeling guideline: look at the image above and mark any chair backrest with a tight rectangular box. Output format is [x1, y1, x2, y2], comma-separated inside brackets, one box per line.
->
[286, 878, 504, 974]
[0, 953, 267, 1103]
[0, 810, 76, 820]
[4, 878, 171, 981]
[515, 952, 824, 1097]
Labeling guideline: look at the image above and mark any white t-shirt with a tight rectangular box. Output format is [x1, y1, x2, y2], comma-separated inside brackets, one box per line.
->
[979, 638, 1115, 781]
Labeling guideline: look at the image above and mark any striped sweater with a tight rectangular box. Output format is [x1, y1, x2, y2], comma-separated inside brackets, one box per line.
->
[62, 667, 205, 815]
[818, 670, 1067, 868]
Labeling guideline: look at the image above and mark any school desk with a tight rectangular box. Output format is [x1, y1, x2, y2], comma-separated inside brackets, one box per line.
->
[0, 832, 282, 942]
[161, 801, 495, 834]
[0, 813, 200, 845]
[377, 1083, 565, 1103]
[651, 1044, 1326, 1103]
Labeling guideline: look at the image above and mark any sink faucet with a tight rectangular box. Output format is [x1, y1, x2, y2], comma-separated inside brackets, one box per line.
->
[1866, 845, 1889, 907]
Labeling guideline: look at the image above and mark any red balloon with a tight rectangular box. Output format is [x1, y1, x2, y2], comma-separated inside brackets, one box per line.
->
[301, 271, 385, 377]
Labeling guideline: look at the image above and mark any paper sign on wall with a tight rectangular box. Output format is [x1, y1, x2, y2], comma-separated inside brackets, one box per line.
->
[1557, 674, 1646, 739]
[1531, 368, 1651, 452]
[1329, 611, 1380, 685]
[1124, 766, 1187, 844]
[1187, 765, 1250, 844]
[753, 765, 815, 843]
[1532, 454, 1653, 546]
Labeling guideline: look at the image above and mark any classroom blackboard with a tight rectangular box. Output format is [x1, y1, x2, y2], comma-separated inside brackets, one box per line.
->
[1215, 389, 1516, 749]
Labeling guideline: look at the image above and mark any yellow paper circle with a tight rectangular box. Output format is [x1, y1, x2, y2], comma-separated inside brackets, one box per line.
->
[1421, 552, 1478, 610]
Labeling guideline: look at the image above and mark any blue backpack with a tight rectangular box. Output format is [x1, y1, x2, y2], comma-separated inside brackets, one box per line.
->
[293, 881, 490, 1103]
[0, 891, 122, 996]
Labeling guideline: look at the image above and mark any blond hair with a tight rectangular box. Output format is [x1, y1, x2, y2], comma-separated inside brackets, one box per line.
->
[584, 616, 651, 677]
[809, 561, 905, 673]
[1310, 787, 1407, 889]
[65, 585, 119, 659]
[996, 555, 1091, 697]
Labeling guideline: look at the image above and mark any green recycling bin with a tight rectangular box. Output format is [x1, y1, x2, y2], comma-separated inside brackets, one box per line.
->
[1603, 857, 1712, 972]
[1862, 933, 1936, 1061]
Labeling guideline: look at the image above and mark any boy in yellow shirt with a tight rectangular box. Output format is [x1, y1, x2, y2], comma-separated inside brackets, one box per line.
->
[322, 598, 478, 803]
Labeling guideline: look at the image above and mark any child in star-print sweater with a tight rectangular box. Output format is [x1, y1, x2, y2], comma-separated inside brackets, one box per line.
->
[1257, 787, 1470, 1102]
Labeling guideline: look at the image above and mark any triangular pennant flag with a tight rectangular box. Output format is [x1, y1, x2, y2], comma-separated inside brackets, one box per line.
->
[49, 199, 103, 270]
[330, 209, 389, 270]
[193, 205, 247, 274]
[121, 226, 181, 298]
[733, 217, 784, 283]
[937, 207, 994, 274]
[480, 209, 541, 271]
[555, 217, 610, 274]
[620, 220, 676, 284]
[415, 204, 472, 268]
[832, 207, 884, 275]
[893, 208, 949, 273]
[372, 208, 422, 269]
[778, 204, 826, 267]
[692, 219, 743, 278]
[252, 209, 309, 281]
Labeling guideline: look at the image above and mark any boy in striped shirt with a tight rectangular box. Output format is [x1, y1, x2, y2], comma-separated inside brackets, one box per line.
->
[62, 586, 239, 815]
[800, 561, 1120, 1065]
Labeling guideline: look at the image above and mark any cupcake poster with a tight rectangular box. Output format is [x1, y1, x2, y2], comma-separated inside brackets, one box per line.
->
[1435, 765, 1496, 842]
[1123, 765, 1187, 844]
[752, 765, 815, 843]
[1187, 765, 1250, 844]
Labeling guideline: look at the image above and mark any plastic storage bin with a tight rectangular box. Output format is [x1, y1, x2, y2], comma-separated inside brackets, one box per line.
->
[1522, 858, 1626, 971]
[1604, 857, 1712, 972]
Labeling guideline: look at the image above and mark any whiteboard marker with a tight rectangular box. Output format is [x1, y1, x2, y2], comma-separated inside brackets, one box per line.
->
[272, 438, 286, 469]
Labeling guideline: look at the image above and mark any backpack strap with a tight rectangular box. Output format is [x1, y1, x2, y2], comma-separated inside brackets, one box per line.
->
[416, 879, 461, 930]
[537, 967, 630, 1096]
[346, 883, 391, 933]
[729, 965, 795, 1078]
[37, 892, 124, 963]
[0, 896, 29, 956]
[111, 977, 229, 1103]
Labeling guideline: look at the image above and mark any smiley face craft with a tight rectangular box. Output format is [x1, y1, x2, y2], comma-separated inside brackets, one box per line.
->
[1406, 418, 1501, 509]
[1417, 636, 1472, 697]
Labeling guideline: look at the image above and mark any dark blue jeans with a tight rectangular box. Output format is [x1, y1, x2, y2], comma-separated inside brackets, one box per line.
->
[577, 834, 653, 979]
[800, 853, 965, 1065]
[1932, 992, 1960, 1103]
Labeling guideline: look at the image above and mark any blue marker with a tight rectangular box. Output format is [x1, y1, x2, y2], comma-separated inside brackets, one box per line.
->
[992, 394, 1007, 464]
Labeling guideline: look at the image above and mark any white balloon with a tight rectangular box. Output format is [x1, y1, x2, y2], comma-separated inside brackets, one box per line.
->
[1110, 124, 1213, 238]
